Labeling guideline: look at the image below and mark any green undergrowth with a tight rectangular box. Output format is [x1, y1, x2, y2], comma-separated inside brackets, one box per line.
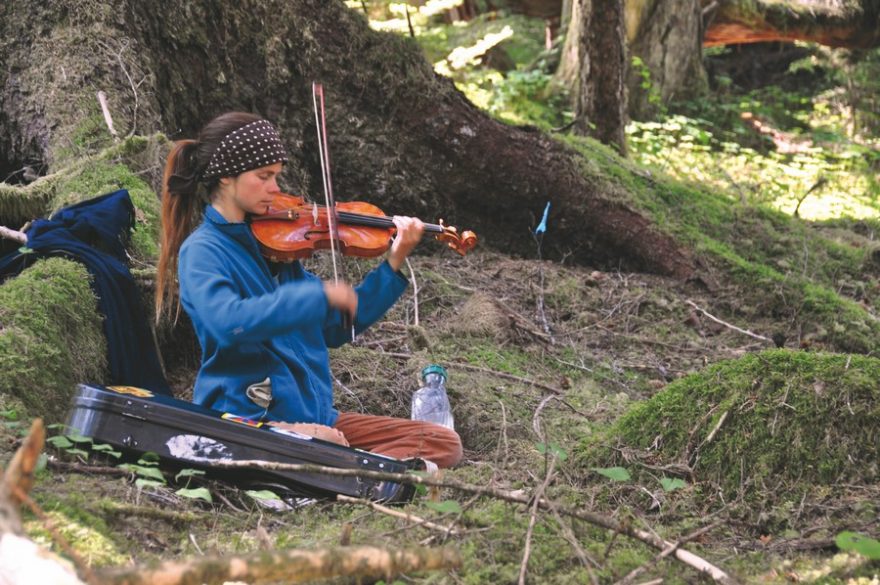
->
[0, 258, 107, 422]
[563, 132, 880, 353]
[0, 134, 166, 260]
[579, 349, 880, 530]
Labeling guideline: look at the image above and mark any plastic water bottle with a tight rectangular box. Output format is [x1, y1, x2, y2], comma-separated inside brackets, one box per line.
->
[411, 365, 454, 430]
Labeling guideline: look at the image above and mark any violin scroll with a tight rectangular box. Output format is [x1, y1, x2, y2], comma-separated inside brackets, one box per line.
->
[436, 220, 478, 257]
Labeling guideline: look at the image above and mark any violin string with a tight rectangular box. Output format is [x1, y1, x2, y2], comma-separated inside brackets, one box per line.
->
[335, 210, 443, 233]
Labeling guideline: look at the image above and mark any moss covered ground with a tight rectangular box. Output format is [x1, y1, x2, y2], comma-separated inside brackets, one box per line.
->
[1, 8, 879, 585]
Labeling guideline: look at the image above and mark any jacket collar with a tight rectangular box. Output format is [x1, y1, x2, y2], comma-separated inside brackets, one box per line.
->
[203, 205, 256, 250]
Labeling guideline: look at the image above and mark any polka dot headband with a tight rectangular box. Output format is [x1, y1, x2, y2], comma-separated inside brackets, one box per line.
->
[201, 119, 289, 180]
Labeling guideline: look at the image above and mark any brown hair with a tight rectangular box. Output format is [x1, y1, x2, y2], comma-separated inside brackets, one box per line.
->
[155, 112, 264, 322]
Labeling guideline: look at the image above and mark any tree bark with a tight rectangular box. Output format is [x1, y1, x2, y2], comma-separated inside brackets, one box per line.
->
[553, 0, 880, 120]
[556, 0, 705, 120]
[0, 0, 694, 277]
[576, 0, 628, 154]
[95, 545, 461, 585]
[704, 0, 880, 48]
[626, 0, 705, 119]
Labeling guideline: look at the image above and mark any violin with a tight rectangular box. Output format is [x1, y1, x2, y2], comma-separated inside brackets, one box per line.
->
[251, 193, 477, 262]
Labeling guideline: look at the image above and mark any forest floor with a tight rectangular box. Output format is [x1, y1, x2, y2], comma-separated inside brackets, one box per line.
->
[6, 243, 878, 584]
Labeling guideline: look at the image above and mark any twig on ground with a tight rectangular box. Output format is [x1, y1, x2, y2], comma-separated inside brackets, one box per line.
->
[519, 395, 559, 584]
[406, 257, 420, 327]
[518, 457, 557, 585]
[0, 226, 27, 244]
[14, 488, 101, 585]
[547, 503, 600, 583]
[96, 91, 120, 141]
[338, 494, 460, 535]
[203, 461, 738, 583]
[94, 544, 461, 585]
[495, 399, 511, 476]
[685, 300, 772, 344]
[614, 520, 723, 585]
[333, 374, 365, 413]
[189, 533, 204, 556]
[446, 361, 562, 395]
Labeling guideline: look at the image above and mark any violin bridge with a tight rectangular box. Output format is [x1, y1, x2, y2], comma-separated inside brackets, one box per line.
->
[312, 202, 319, 225]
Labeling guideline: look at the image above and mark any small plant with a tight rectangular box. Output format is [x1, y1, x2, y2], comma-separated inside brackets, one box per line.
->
[592, 466, 631, 482]
[836, 531, 880, 560]
[46, 424, 122, 461]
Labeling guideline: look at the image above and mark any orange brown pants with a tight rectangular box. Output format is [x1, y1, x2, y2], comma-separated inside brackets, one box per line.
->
[334, 412, 463, 468]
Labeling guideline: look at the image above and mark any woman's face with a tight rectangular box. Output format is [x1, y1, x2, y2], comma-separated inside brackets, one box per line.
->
[216, 162, 283, 221]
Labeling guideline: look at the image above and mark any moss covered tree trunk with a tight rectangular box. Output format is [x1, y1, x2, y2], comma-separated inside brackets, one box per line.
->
[0, 0, 693, 277]
[704, 0, 880, 48]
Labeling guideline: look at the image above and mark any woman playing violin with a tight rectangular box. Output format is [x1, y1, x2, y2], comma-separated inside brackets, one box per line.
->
[156, 111, 462, 468]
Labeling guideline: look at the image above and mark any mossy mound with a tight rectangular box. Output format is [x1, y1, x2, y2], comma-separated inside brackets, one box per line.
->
[580, 349, 879, 526]
[0, 257, 107, 422]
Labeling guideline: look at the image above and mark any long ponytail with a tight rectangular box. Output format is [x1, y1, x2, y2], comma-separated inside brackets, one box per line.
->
[155, 111, 267, 322]
[156, 139, 203, 322]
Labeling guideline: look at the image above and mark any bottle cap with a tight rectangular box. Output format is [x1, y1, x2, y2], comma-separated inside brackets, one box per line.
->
[420, 364, 447, 381]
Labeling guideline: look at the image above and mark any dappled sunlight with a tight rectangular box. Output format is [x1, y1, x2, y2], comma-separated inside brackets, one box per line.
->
[627, 114, 880, 221]
[433, 26, 513, 75]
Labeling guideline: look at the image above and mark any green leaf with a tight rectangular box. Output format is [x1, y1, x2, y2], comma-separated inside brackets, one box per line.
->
[836, 532, 880, 560]
[66, 448, 89, 458]
[245, 489, 283, 502]
[135, 478, 165, 490]
[47, 435, 74, 449]
[592, 467, 631, 482]
[66, 433, 93, 444]
[536, 442, 568, 461]
[176, 487, 213, 503]
[414, 484, 428, 496]
[137, 452, 161, 466]
[0, 409, 19, 421]
[35, 453, 48, 472]
[91, 444, 122, 458]
[119, 464, 166, 482]
[175, 468, 206, 483]
[424, 500, 462, 514]
[18, 246, 33, 255]
[659, 477, 687, 492]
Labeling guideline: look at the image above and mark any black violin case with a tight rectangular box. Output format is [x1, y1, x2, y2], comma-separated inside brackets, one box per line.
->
[65, 383, 416, 503]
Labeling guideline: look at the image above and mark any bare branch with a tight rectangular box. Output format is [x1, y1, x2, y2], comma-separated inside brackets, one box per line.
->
[0, 226, 27, 244]
[94, 544, 460, 585]
[203, 459, 738, 583]
[337, 494, 460, 535]
[685, 300, 773, 344]
[96, 91, 120, 142]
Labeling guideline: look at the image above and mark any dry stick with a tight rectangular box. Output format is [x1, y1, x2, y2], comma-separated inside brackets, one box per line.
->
[519, 397, 559, 585]
[0, 226, 27, 244]
[201, 462, 735, 583]
[14, 487, 100, 585]
[406, 257, 420, 327]
[94, 545, 461, 585]
[447, 361, 562, 395]
[338, 494, 460, 535]
[547, 504, 601, 584]
[96, 91, 120, 141]
[518, 457, 557, 585]
[614, 520, 723, 585]
[684, 300, 772, 344]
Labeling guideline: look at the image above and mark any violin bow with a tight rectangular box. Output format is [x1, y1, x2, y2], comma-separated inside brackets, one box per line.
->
[312, 82, 356, 340]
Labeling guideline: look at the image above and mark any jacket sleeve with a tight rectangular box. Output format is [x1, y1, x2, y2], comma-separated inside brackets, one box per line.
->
[179, 241, 328, 347]
[322, 260, 409, 348]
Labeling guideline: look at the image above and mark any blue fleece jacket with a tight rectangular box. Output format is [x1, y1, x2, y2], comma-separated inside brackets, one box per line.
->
[178, 206, 408, 426]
